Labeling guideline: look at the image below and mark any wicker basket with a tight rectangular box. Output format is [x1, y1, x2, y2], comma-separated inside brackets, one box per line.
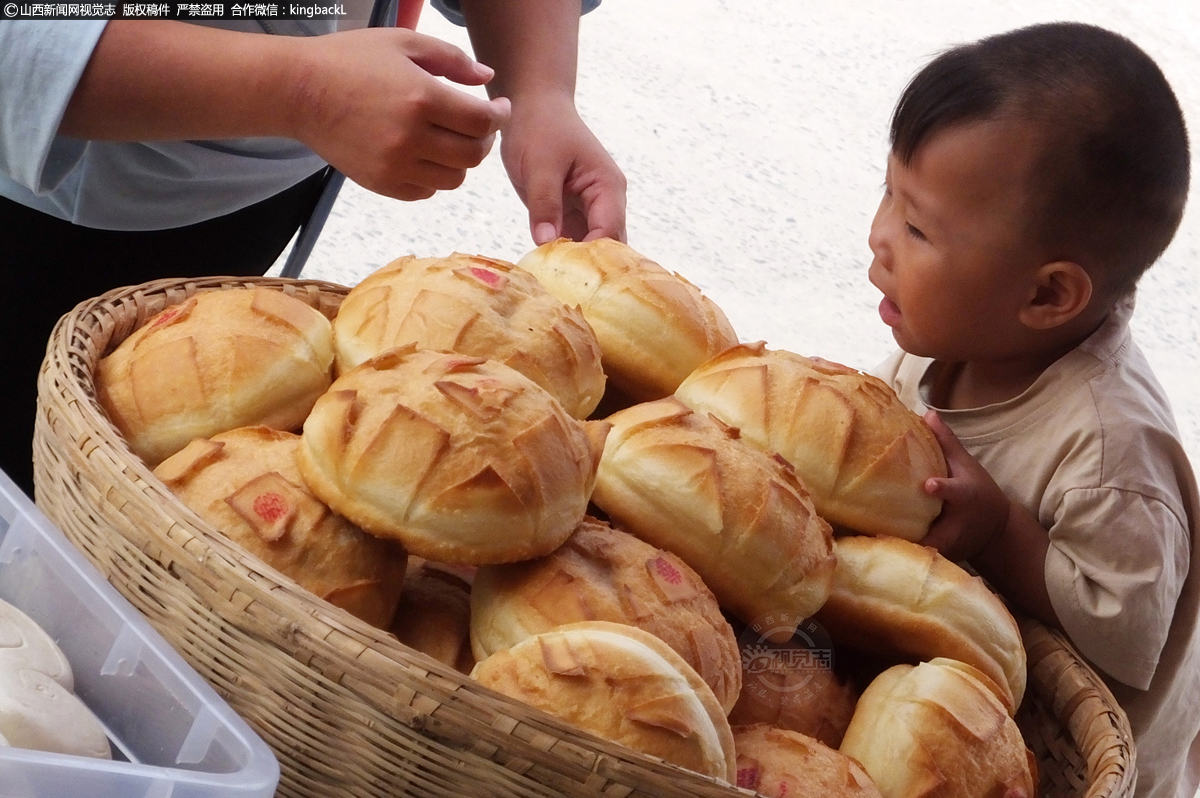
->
[33, 276, 1136, 798]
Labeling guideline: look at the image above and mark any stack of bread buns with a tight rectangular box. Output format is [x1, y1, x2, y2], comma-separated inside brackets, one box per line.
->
[90, 241, 1035, 793]
[590, 396, 836, 640]
[471, 516, 742, 712]
[816, 535, 1027, 714]
[675, 342, 947, 541]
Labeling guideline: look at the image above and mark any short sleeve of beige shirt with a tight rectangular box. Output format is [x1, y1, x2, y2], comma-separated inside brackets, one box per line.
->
[1045, 486, 1189, 688]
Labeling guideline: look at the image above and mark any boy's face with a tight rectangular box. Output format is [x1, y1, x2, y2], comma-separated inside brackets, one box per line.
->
[868, 119, 1048, 362]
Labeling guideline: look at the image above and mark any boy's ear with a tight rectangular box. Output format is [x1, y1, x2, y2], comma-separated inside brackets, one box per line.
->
[1018, 261, 1093, 331]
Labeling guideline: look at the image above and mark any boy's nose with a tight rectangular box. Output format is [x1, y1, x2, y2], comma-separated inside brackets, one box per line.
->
[868, 218, 890, 268]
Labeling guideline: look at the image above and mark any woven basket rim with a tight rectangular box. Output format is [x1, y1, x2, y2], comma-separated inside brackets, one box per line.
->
[33, 275, 1137, 798]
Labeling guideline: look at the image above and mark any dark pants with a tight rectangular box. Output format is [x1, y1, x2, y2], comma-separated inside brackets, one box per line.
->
[0, 170, 328, 497]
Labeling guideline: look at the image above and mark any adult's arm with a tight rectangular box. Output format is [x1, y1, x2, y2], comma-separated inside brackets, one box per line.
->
[56, 20, 510, 200]
[458, 0, 626, 243]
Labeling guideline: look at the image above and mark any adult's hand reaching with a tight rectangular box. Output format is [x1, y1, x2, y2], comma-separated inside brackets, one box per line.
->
[500, 91, 626, 244]
[60, 21, 511, 201]
[288, 28, 511, 201]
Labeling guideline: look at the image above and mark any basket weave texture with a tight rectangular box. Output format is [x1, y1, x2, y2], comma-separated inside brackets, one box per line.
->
[33, 276, 1136, 798]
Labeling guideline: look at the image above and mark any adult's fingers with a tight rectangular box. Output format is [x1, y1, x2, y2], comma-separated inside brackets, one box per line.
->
[415, 127, 498, 171]
[384, 183, 438, 202]
[385, 159, 472, 195]
[404, 32, 494, 87]
[426, 92, 510, 145]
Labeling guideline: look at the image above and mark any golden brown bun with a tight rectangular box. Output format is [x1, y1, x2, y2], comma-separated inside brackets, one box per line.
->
[153, 426, 406, 628]
[390, 559, 474, 673]
[728, 642, 858, 748]
[97, 288, 334, 466]
[471, 621, 736, 781]
[471, 516, 742, 712]
[839, 659, 1036, 798]
[517, 238, 739, 402]
[732, 724, 882, 798]
[814, 535, 1026, 715]
[590, 397, 836, 640]
[298, 346, 608, 565]
[332, 253, 605, 418]
[675, 343, 946, 541]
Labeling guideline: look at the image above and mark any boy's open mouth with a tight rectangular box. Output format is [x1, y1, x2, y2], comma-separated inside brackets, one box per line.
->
[878, 296, 902, 327]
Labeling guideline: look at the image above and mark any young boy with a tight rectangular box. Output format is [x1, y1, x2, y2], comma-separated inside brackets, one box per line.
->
[868, 23, 1200, 798]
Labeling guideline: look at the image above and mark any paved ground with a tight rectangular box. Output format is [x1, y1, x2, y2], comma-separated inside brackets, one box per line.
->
[284, 0, 1200, 469]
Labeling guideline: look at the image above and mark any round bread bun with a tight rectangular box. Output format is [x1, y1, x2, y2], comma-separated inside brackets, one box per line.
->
[0, 599, 73, 692]
[298, 346, 609, 565]
[839, 658, 1036, 798]
[517, 238, 739, 402]
[154, 426, 407, 628]
[389, 558, 474, 673]
[471, 516, 742, 712]
[728, 643, 859, 749]
[732, 723, 882, 798]
[0, 601, 108, 759]
[471, 621, 736, 781]
[590, 397, 836, 640]
[0, 667, 111, 759]
[96, 287, 335, 467]
[814, 535, 1026, 715]
[332, 253, 605, 419]
[675, 342, 946, 541]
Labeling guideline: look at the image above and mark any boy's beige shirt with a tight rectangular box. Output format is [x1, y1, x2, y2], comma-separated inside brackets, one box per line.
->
[874, 296, 1200, 798]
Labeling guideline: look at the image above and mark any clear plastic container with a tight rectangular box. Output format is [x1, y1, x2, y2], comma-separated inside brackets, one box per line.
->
[0, 470, 280, 798]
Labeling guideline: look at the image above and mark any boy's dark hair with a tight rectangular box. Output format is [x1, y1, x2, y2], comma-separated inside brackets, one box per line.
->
[891, 22, 1190, 294]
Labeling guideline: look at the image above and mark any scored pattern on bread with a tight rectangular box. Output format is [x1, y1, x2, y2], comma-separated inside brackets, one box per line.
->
[839, 659, 1035, 798]
[299, 347, 605, 565]
[471, 621, 737, 781]
[675, 342, 947, 541]
[225, 471, 327, 543]
[815, 535, 1027, 715]
[517, 238, 739, 402]
[331, 253, 605, 418]
[591, 397, 836, 641]
[471, 517, 743, 713]
[96, 288, 335, 466]
[154, 427, 407, 629]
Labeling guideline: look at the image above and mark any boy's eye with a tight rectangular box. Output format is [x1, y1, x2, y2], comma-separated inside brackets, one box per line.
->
[906, 223, 927, 241]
